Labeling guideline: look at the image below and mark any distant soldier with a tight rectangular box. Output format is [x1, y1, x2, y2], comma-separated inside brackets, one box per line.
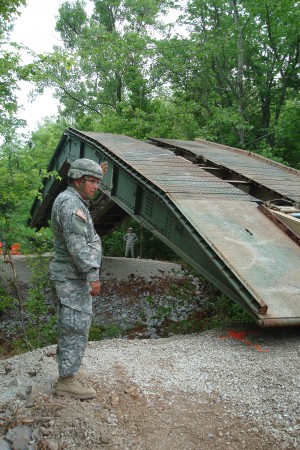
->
[49, 158, 107, 399]
[123, 227, 138, 258]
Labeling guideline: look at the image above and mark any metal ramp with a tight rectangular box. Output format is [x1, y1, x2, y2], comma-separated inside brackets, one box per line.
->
[147, 137, 300, 204]
[30, 128, 300, 326]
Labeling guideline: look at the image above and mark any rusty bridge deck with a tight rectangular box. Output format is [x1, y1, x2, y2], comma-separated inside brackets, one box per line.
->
[30, 128, 300, 326]
[147, 137, 300, 204]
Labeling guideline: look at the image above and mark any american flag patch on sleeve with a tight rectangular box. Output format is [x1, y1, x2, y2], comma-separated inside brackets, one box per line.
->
[75, 209, 87, 221]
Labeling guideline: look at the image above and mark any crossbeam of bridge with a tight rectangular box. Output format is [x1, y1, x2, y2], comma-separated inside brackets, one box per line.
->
[30, 128, 300, 326]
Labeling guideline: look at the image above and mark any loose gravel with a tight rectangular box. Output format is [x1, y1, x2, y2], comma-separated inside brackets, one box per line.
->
[1, 324, 300, 449]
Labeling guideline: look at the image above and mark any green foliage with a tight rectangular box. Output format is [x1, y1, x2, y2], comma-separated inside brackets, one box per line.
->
[0, 120, 60, 258]
[2, 0, 300, 170]
[0, 338, 25, 358]
[0, 0, 32, 138]
[24, 316, 57, 349]
[25, 254, 56, 348]
[102, 218, 178, 260]
[168, 277, 197, 301]
[89, 321, 122, 340]
[30, 118, 68, 168]
[142, 274, 202, 324]
[253, 142, 288, 166]
[152, 0, 300, 163]
[203, 294, 255, 329]
[148, 98, 202, 140]
[23, 227, 53, 254]
[0, 274, 15, 314]
[0, 139, 39, 253]
[31, 0, 165, 122]
[97, 98, 202, 140]
[0, 51, 23, 136]
[137, 226, 178, 261]
[0, 253, 56, 355]
[153, 305, 173, 320]
[166, 317, 206, 335]
[2, 0, 298, 170]
[0, 0, 26, 20]
[145, 295, 154, 306]
[102, 229, 125, 257]
[274, 99, 300, 169]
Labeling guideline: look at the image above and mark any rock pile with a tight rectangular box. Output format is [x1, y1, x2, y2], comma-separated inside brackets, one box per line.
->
[0, 256, 213, 343]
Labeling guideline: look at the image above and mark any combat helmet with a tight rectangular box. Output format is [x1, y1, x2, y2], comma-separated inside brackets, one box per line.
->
[68, 158, 103, 179]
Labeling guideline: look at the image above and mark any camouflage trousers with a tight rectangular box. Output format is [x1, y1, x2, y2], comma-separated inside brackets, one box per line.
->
[125, 242, 135, 258]
[51, 280, 93, 377]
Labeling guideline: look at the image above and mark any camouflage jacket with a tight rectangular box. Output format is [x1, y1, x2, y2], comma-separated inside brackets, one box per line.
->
[123, 232, 138, 244]
[49, 186, 102, 282]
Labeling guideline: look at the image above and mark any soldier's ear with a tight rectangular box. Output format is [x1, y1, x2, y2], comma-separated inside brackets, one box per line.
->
[72, 178, 80, 188]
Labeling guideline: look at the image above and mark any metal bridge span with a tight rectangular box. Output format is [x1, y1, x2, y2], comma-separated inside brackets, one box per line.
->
[30, 128, 300, 327]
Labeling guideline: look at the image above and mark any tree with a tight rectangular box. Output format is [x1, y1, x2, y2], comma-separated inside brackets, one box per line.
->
[0, 134, 40, 247]
[274, 98, 300, 168]
[0, 117, 64, 254]
[0, 0, 26, 21]
[0, 0, 29, 137]
[30, 0, 173, 125]
[156, 0, 300, 159]
[8, 0, 299, 169]
[29, 117, 68, 168]
[0, 49, 25, 136]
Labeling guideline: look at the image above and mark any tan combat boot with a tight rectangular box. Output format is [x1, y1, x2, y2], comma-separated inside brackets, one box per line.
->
[56, 375, 96, 399]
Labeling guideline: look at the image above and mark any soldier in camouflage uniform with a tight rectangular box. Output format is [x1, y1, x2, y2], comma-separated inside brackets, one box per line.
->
[49, 158, 107, 399]
[123, 227, 138, 258]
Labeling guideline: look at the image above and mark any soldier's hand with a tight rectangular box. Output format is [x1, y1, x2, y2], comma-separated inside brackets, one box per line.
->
[100, 161, 108, 176]
[90, 280, 101, 297]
